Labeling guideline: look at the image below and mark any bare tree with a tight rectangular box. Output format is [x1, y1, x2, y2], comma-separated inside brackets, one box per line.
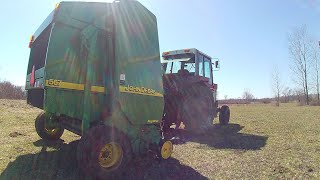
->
[272, 66, 283, 106]
[242, 89, 254, 104]
[293, 88, 305, 104]
[288, 25, 313, 105]
[224, 95, 228, 100]
[282, 87, 292, 103]
[312, 42, 320, 105]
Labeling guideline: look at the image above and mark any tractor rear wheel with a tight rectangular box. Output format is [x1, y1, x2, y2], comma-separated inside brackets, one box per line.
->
[219, 105, 230, 125]
[77, 125, 132, 179]
[180, 85, 214, 134]
[35, 112, 64, 141]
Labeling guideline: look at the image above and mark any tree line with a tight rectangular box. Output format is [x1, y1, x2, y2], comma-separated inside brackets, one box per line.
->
[0, 81, 26, 99]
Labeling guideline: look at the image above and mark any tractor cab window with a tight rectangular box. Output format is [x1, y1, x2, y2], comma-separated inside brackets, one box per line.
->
[198, 54, 204, 76]
[163, 54, 196, 75]
[165, 61, 181, 74]
[204, 57, 211, 78]
[198, 54, 211, 79]
[165, 60, 196, 74]
[182, 59, 196, 74]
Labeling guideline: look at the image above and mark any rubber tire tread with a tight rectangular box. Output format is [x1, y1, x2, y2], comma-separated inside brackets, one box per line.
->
[35, 112, 64, 141]
[219, 105, 230, 125]
[76, 125, 132, 179]
[180, 84, 215, 134]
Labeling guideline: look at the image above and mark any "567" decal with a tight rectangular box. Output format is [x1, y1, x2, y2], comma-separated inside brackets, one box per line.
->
[47, 79, 62, 87]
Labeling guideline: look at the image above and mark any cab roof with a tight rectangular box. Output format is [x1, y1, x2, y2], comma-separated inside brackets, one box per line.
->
[162, 48, 212, 59]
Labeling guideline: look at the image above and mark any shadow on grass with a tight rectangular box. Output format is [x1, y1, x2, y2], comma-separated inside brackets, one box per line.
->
[0, 140, 207, 180]
[172, 123, 268, 150]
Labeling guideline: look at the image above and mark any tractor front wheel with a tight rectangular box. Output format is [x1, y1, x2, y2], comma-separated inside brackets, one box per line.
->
[35, 112, 64, 141]
[77, 125, 132, 179]
[219, 105, 230, 125]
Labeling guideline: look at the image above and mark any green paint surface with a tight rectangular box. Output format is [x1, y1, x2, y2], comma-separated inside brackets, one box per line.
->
[26, 1, 164, 155]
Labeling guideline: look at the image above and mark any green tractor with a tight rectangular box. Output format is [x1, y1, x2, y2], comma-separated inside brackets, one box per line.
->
[25, 1, 172, 178]
[162, 49, 230, 134]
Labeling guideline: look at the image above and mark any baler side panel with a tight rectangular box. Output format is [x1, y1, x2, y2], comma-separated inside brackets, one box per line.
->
[80, 25, 113, 131]
[44, 22, 85, 120]
[44, 3, 114, 132]
[115, 2, 164, 125]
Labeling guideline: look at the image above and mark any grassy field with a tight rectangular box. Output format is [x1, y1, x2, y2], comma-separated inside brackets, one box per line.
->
[0, 100, 319, 179]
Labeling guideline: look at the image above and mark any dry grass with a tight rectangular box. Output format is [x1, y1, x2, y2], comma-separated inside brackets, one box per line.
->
[0, 100, 319, 179]
[174, 103, 320, 179]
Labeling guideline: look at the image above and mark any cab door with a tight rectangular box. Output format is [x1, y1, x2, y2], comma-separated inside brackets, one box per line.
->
[203, 56, 213, 85]
[197, 53, 213, 85]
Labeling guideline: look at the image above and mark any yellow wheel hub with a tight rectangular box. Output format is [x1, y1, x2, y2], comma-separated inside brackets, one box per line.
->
[99, 142, 123, 169]
[45, 127, 59, 135]
[161, 141, 173, 159]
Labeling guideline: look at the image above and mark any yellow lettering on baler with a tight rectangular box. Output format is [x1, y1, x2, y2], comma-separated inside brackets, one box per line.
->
[147, 120, 159, 123]
[45, 79, 84, 90]
[120, 85, 163, 97]
[91, 86, 105, 93]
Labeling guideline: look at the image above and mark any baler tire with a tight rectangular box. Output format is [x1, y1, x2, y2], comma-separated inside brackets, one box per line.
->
[219, 105, 230, 125]
[77, 125, 132, 179]
[35, 112, 64, 141]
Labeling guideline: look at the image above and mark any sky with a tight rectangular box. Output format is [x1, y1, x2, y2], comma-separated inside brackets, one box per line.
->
[0, 0, 319, 99]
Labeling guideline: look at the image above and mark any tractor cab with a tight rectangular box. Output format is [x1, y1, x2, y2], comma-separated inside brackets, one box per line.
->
[162, 48, 218, 85]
